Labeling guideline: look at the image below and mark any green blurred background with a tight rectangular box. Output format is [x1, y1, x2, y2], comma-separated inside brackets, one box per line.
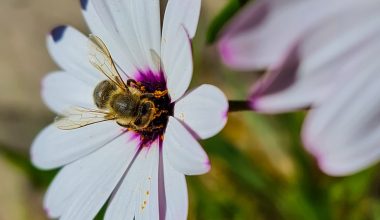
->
[1, 0, 380, 219]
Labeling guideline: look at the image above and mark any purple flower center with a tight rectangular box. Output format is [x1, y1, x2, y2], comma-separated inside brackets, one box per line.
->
[131, 70, 173, 146]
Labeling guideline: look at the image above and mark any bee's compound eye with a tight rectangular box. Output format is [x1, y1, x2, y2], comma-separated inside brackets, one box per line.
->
[141, 102, 151, 115]
[132, 101, 155, 128]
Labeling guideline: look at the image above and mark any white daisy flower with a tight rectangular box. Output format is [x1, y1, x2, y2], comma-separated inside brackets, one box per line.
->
[31, 0, 228, 219]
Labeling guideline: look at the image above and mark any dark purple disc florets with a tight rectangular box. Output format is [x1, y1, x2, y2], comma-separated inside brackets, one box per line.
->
[132, 70, 173, 147]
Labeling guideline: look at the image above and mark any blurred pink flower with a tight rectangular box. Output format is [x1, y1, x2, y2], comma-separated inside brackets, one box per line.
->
[218, 0, 380, 176]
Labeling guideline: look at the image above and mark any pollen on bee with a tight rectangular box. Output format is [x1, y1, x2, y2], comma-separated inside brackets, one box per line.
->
[153, 90, 168, 98]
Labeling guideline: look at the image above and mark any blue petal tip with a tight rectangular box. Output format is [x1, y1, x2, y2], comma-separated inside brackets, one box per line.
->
[51, 25, 67, 42]
[80, 0, 89, 10]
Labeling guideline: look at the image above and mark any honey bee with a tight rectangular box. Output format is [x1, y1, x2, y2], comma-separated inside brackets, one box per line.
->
[55, 35, 167, 131]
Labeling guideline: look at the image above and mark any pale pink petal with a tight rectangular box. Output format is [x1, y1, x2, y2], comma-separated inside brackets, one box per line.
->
[163, 117, 210, 175]
[162, 0, 201, 39]
[174, 84, 228, 139]
[41, 72, 96, 114]
[302, 61, 380, 176]
[47, 25, 103, 87]
[161, 153, 188, 220]
[219, 0, 377, 70]
[31, 121, 123, 170]
[105, 142, 160, 220]
[44, 133, 139, 219]
[251, 3, 380, 113]
[249, 44, 307, 113]
[161, 25, 193, 102]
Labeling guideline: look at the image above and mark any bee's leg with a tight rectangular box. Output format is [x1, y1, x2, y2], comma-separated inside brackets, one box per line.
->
[129, 124, 140, 131]
[153, 109, 168, 119]
[141, 93, 155, 99]
[144, 124, 164, 133]
[140, 91, 167, 99]
[127, 79, 147, 92]
[153, 125, 164, 131]
[117, 121, 132, 130]
[126, 79, 137, 86]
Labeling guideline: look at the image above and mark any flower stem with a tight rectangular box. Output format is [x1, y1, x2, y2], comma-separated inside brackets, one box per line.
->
[228, 100, 252, 112]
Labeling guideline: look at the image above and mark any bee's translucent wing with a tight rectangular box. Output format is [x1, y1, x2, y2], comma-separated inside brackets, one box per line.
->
[89, 35, 127, 90]
[55, 107, 114, 130]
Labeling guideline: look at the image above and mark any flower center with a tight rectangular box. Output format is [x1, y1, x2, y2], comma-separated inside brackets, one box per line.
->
[92, 69, 171, 146]
[125, 71, 172, 146]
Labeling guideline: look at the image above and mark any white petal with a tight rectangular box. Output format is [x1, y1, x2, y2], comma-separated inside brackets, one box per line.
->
[44, 133, 139, 219]
[31, 121, 123, 170]
[81, 0, 138, 78]
[174, 84, 228, 139]
[47, 25, 103, 87]
[219, 0, 378, 70]
[162, 26, 193, 102]
[163, 117, 210, 175]
[302, 60, 380, 176]
[41, 72, 96, 114]
[126, 0, 161, 72]
[84, 0, 160, 73]
[162, 0, 201, 39]
[251, 3, 380, 113]
[105, 142, 160, 220]
[162, 155, 188, 220]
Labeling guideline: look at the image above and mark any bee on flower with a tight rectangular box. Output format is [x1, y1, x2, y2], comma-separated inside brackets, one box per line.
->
[31, 0, 228, 219]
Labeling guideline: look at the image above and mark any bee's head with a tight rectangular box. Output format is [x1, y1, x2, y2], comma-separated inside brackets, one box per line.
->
[133, 100, 156, 129]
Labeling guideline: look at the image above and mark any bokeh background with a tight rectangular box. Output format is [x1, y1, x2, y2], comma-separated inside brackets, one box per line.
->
[1, 0, 380, 219]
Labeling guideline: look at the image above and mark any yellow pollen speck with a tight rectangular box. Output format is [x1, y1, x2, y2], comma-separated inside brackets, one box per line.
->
[179, 112, 185, 121]
[146, 191, 150, 195]
[141, 200, 148, 210]
[153, 90, 168, 98]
